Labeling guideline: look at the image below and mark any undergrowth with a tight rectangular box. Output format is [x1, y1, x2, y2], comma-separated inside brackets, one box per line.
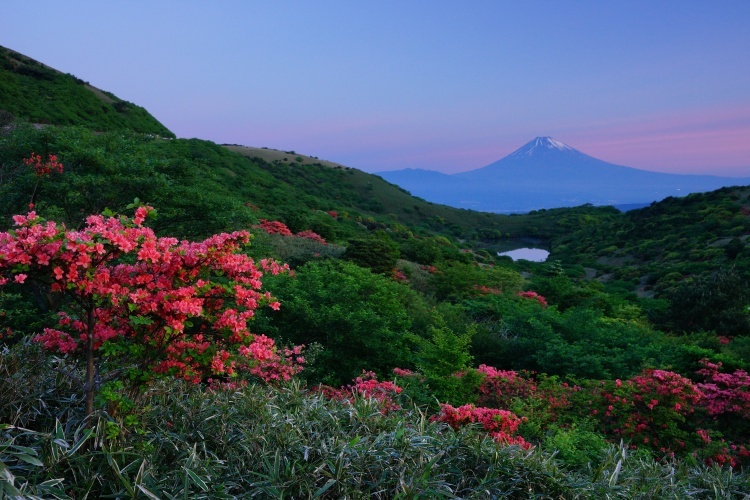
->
[1, 354, 748, 499]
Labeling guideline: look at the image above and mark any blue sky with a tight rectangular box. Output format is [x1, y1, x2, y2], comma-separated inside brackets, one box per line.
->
[2, 1, 749, 175]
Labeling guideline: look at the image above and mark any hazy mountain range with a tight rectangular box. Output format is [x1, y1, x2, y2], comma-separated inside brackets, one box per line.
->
[377, 137, 750, 212]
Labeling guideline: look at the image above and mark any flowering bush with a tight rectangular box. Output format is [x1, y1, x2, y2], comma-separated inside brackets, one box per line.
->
[432, 403, 532, 449]
[476, 365, 576, 437]
[257, 219, 294, 236]
[581, 369, 703, 455]
[476, 365, 538, 409]
[0, 207, 301, 415]
[517, 290, 548, 307]
[257, 220, 328, 244]
[22, 152, 64, 209]
[696, 359, 750, 419]
[697, 430, 750, 468]
[317, 371, 403, 414]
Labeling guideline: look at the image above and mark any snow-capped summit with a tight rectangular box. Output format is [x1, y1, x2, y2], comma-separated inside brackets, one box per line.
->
[508, 137, 573, 158]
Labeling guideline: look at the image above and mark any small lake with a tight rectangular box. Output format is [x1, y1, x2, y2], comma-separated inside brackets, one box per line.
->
[497, 248, 550, 262]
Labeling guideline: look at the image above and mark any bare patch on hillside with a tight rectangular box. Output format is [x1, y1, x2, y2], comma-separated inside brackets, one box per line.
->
[85, 85, 115, 104]
[225, 145, 349, 169]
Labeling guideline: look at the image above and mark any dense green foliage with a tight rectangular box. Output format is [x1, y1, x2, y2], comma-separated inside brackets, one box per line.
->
[0, 46, 174, 137]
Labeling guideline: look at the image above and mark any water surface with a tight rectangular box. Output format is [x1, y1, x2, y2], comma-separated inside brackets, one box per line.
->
[497, 248, 550, 262]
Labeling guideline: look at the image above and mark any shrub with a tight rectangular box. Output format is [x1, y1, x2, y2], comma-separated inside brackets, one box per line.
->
[0, 207, 301, 416]
[432, 403, 532, 449]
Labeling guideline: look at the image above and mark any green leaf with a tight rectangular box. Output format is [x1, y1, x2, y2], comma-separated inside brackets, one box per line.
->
[15, 453, 43, 466]
[129, 315, 154, 326]
[67, 428, 93, 455]
[184, 468, 209, 492]
[137, 485, 162, 500]
[313, 479, 336, 498]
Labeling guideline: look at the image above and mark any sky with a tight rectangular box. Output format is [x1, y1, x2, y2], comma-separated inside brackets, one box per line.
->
[2, 1, 750, 176]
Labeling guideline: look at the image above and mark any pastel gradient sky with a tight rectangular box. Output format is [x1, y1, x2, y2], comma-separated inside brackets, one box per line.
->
[2, 1, 749, 176]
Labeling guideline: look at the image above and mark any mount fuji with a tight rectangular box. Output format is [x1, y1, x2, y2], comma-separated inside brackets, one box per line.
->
[377, 137, 750, 212]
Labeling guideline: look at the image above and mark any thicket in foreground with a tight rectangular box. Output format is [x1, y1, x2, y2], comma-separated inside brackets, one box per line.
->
[2, 368, 749, 498]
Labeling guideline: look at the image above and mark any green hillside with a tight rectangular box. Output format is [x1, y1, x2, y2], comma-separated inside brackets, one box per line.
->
[0, 45, 174, 137]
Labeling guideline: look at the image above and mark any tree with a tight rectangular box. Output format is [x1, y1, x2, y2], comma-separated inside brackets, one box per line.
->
[0, 207, 301, 417]
[261, 260, 419, 385]
[343, 234, 399, 275]
[416, 316, 479, 405]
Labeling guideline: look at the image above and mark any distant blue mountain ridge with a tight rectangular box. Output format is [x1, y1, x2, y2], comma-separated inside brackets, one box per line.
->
[377, 137, 750, 213]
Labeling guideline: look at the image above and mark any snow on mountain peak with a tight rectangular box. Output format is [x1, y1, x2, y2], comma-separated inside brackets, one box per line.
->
[510, 137, 573, 158]
[538, 137, 571, 151]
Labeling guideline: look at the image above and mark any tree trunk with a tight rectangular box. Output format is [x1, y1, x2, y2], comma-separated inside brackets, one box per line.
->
[85, 306, 95, 419]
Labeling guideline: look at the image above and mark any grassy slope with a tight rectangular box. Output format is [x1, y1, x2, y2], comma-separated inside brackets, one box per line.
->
[0, 45, 174, 137]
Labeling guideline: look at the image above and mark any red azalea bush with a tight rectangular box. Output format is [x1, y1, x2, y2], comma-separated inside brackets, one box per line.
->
[476, 365, 576, 437]
[257, 219, 293, 236]
[257, 220, 328, 244]
[696, 359, 750, 419]
[693, 359, 750, 467]
[0, 207, 301, 415]
[391, 268, 408, 282]
[473, 284, 501, 295]
[432, 403, 532, 449]
[517, 290, 548, 307]
[317, 371, 403, 414]
[477, 365, 537, 409]
[696, 427, 750, 468]
[580, 369, 703, 455]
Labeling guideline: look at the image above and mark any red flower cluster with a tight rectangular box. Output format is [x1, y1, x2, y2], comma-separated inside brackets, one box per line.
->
[517, 290, 548, 307]
[23, 153, 63, 177]
[476, 365, 575, 424]
[391, 268, 408, 282]
[257, 220, 327, 244]
[585, 369, 703, 455]
[257, 219, 293, 236]
[696, 359, 750, 418]
[477, 365, 538, 408]
[432, 403, 532, 449]
[473, 285, 501, 295]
